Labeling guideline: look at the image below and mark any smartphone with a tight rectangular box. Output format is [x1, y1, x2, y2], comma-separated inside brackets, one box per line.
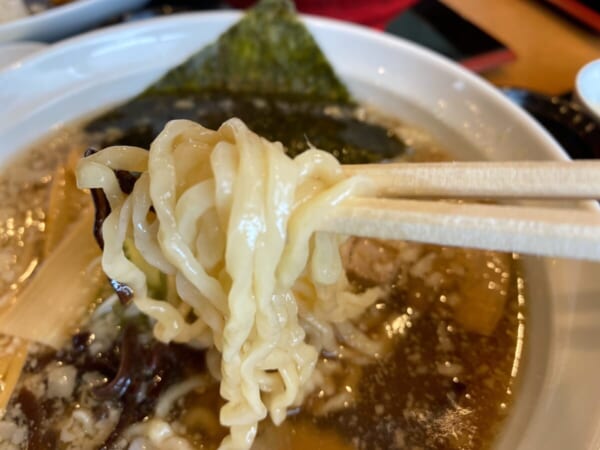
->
[386, 0, 515, 73]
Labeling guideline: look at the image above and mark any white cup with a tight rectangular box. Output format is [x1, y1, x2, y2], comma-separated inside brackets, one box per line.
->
[575, 59, 600, 121]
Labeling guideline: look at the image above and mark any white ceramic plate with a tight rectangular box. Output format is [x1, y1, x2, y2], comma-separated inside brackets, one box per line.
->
[0, 0, 150, 43]
[0, 41, 46, 69]
[0, 12, 599, 450]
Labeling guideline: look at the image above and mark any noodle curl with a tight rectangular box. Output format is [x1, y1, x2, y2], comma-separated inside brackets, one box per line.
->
[76, 118, 385, 449]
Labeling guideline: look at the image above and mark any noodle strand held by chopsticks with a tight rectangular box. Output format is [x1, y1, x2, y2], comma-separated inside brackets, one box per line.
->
[76, 118, 385, 450]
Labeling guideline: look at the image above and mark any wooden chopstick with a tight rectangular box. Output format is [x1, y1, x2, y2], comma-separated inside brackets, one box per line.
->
[320, 198, 600, 261]
[342, 160, 600, 199]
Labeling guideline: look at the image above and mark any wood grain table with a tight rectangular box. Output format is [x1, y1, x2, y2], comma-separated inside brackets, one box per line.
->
[442, 0, 600, 95]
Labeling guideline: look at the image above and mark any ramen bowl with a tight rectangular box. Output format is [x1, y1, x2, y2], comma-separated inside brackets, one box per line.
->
[0, 12, 598, 450]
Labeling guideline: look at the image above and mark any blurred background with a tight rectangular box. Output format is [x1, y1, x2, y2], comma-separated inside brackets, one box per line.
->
[3, 0, 598, 93]
[119, 0, 600, 95]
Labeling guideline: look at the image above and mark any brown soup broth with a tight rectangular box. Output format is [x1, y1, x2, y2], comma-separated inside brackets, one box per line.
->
[312, 260, 524, 449]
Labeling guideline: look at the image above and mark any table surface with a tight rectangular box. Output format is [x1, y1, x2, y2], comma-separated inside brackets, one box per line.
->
[442, 0, 600, 95]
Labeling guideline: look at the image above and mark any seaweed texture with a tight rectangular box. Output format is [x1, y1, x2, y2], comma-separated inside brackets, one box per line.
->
[87, 0, 405, 163]
[144, 0, 351, 102]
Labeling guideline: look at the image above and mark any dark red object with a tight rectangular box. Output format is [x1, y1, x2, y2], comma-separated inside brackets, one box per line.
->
[461, 48, 516, 73]
[543, 0, 600, 33]
[228, 0, 420, 29]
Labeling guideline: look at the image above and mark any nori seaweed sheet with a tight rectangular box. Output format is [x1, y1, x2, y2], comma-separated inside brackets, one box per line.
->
[144, 0, 351, 102]
[87, 0, 405, 163]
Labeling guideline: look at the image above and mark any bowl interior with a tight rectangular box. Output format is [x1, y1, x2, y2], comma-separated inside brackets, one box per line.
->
[0, 12, 599, 450]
